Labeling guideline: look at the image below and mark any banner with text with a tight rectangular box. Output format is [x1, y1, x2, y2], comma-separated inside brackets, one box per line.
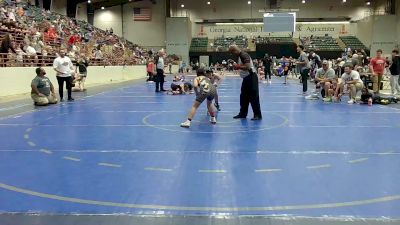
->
[194, 23, 356, 39]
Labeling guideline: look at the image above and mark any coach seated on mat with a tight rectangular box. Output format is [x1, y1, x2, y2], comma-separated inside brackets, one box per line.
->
[31, 67, 58, 106]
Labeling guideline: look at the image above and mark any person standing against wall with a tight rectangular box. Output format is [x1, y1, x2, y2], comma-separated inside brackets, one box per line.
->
[229, 45, 262, 120]
[155, 50, 166, 92]
[369, 49, 386, 94]
[53, 49, 74, 101]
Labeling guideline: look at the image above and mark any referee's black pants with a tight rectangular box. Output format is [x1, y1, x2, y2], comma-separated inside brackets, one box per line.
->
[56, 76, 72, 100]
[239, 72, 262, 118]
[155, 69, 165, 92]
[264, 68, 272, 80]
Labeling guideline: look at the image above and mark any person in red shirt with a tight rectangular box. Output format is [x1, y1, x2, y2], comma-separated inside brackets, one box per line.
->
[45, 25, 58, 43]
[369, 49, 386, 94]
[68, 33, 78, 46]
[146, 59, 155, 82]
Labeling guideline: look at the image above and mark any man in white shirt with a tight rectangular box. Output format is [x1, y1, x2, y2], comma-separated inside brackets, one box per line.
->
[7, 8, 15, 22]
[25, 44, 38, 66]
[53, 49, 74, 101]
[25, 44, 37, 56]
[155, 50, 166, 92]
[94, 49, 103, 59]
[335, 65, 364, 104]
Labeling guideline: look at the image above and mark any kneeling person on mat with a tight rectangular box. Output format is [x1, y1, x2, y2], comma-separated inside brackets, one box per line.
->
[31, 67, 58, 106]
[181, 68, 217, 128]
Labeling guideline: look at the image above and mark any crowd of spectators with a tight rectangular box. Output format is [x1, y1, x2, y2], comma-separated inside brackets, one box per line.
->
[0, 0, 152, 67]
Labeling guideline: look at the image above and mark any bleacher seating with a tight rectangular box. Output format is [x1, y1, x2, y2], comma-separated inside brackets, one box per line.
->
[303, 36, 341, 51]
[0, 0, 149, 67]
[340, 36, 368, 50]
[190, 37, 208, 52]
[253, 36, 294, 44]
[213, 36, 248, 52]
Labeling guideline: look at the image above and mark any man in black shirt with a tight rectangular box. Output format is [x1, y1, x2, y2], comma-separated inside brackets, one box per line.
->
[262, 54, 272, 83]
[389, 49, 400, 96]
[229, 45, 262, 120]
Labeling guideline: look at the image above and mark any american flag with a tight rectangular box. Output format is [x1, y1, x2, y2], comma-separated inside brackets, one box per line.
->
[133, 8, 152, 21]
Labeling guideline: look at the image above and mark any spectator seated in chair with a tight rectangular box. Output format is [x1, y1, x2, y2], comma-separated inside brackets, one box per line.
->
[31, 67, 58, 106]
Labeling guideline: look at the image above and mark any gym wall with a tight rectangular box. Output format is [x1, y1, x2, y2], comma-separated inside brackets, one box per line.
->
[93, 1, 166, 50]
[172, 0, 376, 22]
[94, 5, 123, 37]
[166, 17, 191, 63]
[397, 1, 400, 48]
[0, 66, 146, 97]
[370, 15, 398, 54]
[76, 2, 88, 23]
[50, 0, 67, 15]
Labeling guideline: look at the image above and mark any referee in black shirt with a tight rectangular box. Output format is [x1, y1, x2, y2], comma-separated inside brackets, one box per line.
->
[229, 45, 262, 120]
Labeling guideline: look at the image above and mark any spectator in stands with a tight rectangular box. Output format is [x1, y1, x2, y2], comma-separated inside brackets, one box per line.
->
[344, 53, 358, 68]
[360, 49, 368, 65]
[94, 48, 103, 60]
[41, 46, 50, 65]
[389, 49, 400, 96]
[83, 31, 91, 42]
[16, 6, 24, 17]
[68, 33, 79, 46]
[337, 58, 345, 75]
[46, 25, 58, 43]
[53, 49, 74, 101]
[296, 45, 310, 95]
[335, 65, 364, 104]
[0, 6, 6, 19]
[34, 35, 45, 56]
[15, 44, 25, 66]
[7, 7, 15, 22]
[25, 43, 37, 66]
[31, 67, 57, 106]
[369, 49, 386, 94]
[68, 44, 79, 62]
[1, 33, 16, 66]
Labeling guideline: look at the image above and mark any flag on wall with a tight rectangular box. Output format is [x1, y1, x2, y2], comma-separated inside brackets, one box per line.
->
[133, 7, 152, 21]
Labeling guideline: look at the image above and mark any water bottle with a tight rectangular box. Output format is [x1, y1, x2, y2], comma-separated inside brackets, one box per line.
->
[368, 97, 373, 106]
